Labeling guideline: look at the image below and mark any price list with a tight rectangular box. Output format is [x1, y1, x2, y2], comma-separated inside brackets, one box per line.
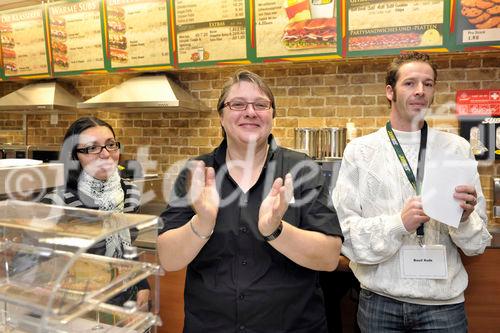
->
[106, 0, 171, 69]
[455, 1, 500, 45]
[175, 0, 246, 64]
[48, 0, 105, 74]
[0, 5, 48, 77]
[348, 0, 444, 52]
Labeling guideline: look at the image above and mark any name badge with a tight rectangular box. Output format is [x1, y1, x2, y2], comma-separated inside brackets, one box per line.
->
[400, 245, 447, 279]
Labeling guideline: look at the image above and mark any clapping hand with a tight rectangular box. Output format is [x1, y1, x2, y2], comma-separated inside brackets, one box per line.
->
[188, 161, 220, 230]
[258, 173, 294, 237]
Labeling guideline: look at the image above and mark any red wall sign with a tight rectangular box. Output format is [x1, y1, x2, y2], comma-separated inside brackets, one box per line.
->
[456, 89, 500, 117]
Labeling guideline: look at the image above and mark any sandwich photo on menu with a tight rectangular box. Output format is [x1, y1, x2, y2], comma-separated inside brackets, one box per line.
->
[107, 5, 128, 63]
[50, 17, 67, 41]
[0, 22, 17, 73]
[281, 0, 336, 50]
[50, 16, 69, 69]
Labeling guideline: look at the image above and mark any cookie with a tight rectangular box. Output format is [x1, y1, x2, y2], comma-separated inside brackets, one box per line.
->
[476, 15, 500, 28]
[461, 0, 477, 6]
[462, 6, 483, 18]
[468, 12, 491, 24]
[486, 5, 500, 15]
[476, 0, 494, 9]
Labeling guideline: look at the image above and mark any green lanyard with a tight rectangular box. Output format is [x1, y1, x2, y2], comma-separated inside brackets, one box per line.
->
[386, 121, 428, 238]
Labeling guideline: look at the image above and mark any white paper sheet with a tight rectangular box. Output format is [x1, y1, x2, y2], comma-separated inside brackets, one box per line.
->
[421, 152, 477, 228]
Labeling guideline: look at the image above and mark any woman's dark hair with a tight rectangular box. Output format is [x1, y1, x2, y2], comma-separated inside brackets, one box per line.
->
[61, 117, 116, 190]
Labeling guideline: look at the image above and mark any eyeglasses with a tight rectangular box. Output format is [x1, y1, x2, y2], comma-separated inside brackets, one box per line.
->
[76, 141, 121, 154]
[224, 100, 272, 112]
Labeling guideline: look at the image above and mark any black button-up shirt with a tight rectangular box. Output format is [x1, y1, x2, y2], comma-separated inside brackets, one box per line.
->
[160, 136, 343, 333]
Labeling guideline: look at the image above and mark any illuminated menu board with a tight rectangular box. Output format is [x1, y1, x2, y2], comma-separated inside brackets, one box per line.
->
[455, 1, 500, 46]
[48, 0, 105, 74]
[106, 0, 172, 69]
[0, 5, 49, 77]
[174, 0, 247, 65]
[254, 0, 338, 59]
[347, 0, 445, 54]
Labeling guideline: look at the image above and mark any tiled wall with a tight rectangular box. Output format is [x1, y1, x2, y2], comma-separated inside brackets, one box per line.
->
[0, 52, 498, 222]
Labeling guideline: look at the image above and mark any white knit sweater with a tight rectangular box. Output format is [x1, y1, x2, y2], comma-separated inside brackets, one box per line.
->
[333, 126, 492, 305]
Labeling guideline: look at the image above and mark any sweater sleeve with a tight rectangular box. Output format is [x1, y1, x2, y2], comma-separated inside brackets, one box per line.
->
[332, 142, 409, 265]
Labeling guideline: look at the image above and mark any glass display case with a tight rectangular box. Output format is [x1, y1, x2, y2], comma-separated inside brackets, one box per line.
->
[0, 200, 161, 332]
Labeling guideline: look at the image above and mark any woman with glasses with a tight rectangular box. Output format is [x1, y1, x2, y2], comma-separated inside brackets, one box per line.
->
[158, 70, 343, 332]
[40, 116, 150, 309]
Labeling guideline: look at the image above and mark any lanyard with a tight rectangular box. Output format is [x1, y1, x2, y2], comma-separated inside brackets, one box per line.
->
[386, 121, 428, 241]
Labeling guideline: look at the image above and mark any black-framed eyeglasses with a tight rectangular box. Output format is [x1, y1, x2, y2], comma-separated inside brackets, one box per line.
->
[76, 141, 121, 154]
[224, 100, 272, 112]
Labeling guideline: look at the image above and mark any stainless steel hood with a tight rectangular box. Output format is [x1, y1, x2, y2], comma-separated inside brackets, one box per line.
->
[0, 82, 81, 112]
[78, 75, 206, 111]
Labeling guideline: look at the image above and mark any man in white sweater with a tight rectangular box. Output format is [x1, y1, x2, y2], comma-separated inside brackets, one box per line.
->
[332, 52, 491, 332]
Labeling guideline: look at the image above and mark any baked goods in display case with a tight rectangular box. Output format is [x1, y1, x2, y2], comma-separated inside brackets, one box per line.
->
[0, 200, 161, 332]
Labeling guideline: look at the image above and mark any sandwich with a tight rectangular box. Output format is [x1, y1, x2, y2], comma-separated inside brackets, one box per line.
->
[4, 62, 17, 72]
[0, 22, 12, 33]
[281, 18, 336, 49]
[51, 40, 67, 54]
[1, 34, 15, 48]
[50, 27, 67, 41]
[1, 47, 16, 59]
[53, 53, 69, 68]
[349, 33, 421, 51]
[107, 6, 125, 21]
[110, 47, 127, 63]
[108, 20, 126, 33]
[50, 17, 65, 27]
[50, 17, 66, 41]
[107, 6, 126, 33]
[109, 34, 127, 50]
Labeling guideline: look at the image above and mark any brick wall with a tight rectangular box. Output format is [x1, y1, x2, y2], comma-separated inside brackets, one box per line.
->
[0, 51, 498, 222]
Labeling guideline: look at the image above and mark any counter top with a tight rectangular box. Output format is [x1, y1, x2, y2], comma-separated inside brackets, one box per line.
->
[0, 162, 63, 196]
[134, 224, 500, 250]
[134, 226, 157, 250]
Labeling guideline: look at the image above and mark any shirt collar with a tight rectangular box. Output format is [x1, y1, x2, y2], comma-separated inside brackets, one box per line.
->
[214, 134, 279, 168]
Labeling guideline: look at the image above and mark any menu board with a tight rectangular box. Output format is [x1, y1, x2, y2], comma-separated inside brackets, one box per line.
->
[106, 0, 172, 69]
[348, 0, 445, 54]
[455, 1, 500, 46]
[48, 0, 105, 74]
[254, 0, 338, 59]
[174, 0, 247, 65]
[0, 5, 49, 77]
